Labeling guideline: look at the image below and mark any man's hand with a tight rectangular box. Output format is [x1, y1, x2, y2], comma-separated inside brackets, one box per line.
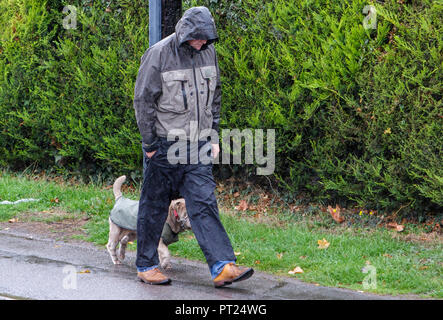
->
[146, 150, 157, 158]
[211, 143, 220, 159]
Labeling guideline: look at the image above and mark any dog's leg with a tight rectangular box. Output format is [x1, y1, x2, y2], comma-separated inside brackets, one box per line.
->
[158, 238, 172, 270]
[107, 217, 122, 264]
[118, 231, 136, 262]
[118, 231, 129, 262]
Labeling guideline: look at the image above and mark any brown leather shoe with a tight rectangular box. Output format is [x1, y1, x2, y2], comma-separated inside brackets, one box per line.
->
[213, 263, 254, 288]
[137, 268, 171, 285]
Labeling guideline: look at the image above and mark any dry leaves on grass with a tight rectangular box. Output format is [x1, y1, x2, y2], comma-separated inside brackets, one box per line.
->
[317, 238, 330, 249]
[387, 222, 404, 232]
[288, 266, 304, 275]
[235, 200, 248, 211]
[327, 205, 345, 223]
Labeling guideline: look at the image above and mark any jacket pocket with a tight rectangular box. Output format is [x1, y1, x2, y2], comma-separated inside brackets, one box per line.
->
[160, 70, 190, 113]
[199, 66, 216, 131]
[199, 66, 217, 108]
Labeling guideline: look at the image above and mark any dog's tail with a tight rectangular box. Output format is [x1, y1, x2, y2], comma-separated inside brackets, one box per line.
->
[113, 175, 126, 200]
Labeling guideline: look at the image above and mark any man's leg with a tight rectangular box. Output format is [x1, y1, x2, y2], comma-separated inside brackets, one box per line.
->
[136, 153, 172, 282]
[178, 163, 237, 272]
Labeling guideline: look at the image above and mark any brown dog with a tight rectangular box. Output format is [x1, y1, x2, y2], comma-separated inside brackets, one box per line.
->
[106, 175, 192, 269]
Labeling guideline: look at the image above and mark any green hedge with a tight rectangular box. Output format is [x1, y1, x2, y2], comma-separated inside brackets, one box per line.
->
[0, 0, 441, 215]
[0, 0, 148, 177]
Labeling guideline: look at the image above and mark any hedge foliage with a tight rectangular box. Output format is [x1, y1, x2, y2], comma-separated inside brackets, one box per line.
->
[0, 0, 441, 214]
[0, 0, 148, 178]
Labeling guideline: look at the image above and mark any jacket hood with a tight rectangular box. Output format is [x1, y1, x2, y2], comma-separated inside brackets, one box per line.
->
[175, 6, 218, 50]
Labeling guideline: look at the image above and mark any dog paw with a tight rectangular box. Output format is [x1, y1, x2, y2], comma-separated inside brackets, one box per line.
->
[161, 262, 172, 270]
[117, 251, 126, 261]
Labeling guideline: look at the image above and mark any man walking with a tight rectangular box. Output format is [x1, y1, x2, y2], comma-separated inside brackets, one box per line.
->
[133, 6, 253, 288]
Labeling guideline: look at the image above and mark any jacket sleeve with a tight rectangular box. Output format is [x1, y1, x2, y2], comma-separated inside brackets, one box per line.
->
[211, 48, 222, 136]
[133, 48, 162, 151]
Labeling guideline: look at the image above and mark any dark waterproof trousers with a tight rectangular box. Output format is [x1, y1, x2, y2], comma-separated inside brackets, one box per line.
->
[136, 138, 236, 269]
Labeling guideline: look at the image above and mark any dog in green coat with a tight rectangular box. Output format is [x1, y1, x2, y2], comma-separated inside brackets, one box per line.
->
[106, 176, 192, 269]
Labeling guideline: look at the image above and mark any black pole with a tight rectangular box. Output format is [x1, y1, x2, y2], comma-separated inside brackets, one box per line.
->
[161, 0, 182, 39]
[149, 0, 182, 47]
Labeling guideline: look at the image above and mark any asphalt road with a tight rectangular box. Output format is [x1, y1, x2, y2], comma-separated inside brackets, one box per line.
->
[0, 228, 402, 300]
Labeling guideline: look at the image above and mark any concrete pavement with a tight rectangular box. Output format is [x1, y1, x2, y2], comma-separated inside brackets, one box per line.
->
[0, 228, 403, 300]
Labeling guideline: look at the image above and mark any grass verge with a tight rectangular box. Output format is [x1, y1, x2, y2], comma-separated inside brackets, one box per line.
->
[0, 171, 441, 298]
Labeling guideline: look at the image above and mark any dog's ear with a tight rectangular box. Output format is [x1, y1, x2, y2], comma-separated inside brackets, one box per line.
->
[166, 201, 181, 234]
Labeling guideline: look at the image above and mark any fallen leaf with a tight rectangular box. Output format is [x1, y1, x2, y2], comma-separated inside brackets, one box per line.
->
[387, 222, 404, 232]
[8, 218, 18, 223]
[233, 191, 240, 198]
[50, 197, 59, 203]
[327, 205, 345, 223]
[317, 238, 330, 249]
[78, 269, 91, 274]
[276, 253, 283, 259]
[288, 266, 304, 274]
[254, 260, 261, 265]
[419, 266, 428, 270]
[234, 251, 241, 256]
[383, 253, 392, 258]
[235, 200, 248, 211]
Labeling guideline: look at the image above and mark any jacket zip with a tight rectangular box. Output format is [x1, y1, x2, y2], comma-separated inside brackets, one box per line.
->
[181, 81, 188, 110]
[191, 53, 200, 134]
[205, 78, 210, 107]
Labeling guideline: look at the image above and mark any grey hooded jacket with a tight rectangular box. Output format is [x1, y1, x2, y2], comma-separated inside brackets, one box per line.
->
[133, 6, 221, 151]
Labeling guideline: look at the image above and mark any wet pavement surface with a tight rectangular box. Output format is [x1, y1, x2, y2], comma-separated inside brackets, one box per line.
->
[0, 228, 404, 300]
